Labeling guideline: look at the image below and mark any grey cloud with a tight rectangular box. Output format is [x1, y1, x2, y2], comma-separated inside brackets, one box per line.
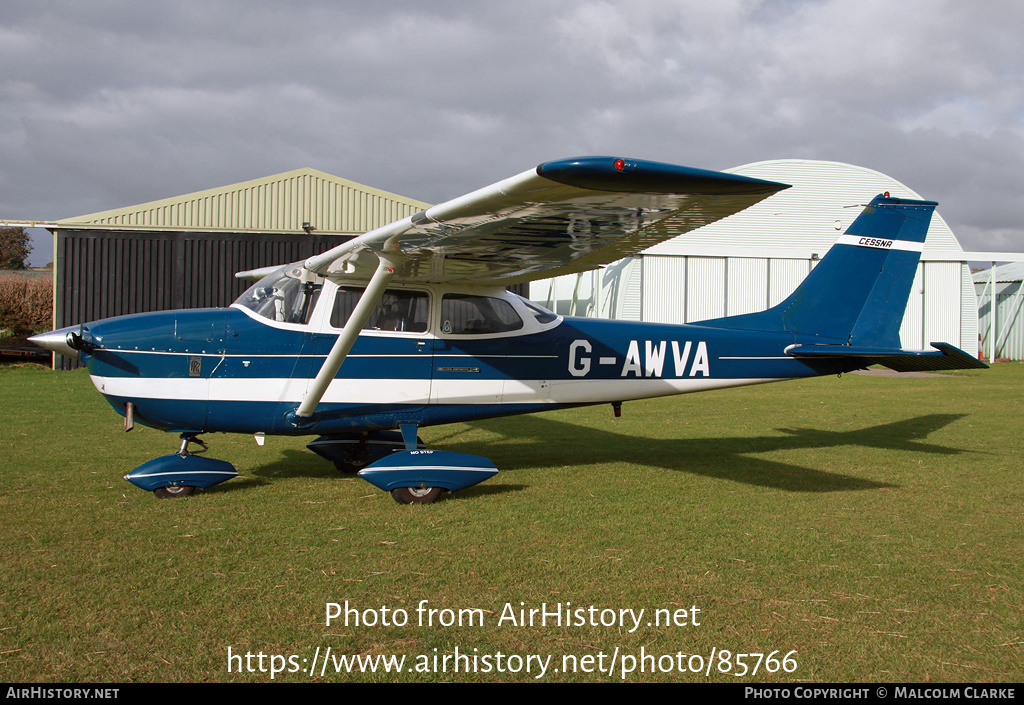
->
[1, 0, 1021, 266]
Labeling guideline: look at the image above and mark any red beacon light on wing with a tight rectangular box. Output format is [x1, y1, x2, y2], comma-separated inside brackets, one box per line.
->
[614, 158, 625, 171]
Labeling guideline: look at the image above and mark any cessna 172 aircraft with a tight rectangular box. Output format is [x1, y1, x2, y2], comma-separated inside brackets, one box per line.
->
[30, 156, 986, 503]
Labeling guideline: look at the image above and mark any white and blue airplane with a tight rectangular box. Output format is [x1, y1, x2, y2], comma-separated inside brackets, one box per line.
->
[30, 157, 986, 503]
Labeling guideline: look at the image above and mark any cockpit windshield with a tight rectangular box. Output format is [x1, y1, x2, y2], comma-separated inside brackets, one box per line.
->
[234, 263, 322, 324]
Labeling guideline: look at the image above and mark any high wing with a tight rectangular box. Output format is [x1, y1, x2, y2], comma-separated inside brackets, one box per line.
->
[279, 156, 788, 422]
[302, 156, 789, 285]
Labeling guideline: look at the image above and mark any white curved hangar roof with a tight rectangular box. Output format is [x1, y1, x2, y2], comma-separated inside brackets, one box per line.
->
[644, 159, 966, 259]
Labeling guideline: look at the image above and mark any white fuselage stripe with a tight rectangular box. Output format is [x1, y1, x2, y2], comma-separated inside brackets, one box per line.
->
[90, 375, 785, 406]
[100, 349, 558, 360]
[718, 356, 791, 360]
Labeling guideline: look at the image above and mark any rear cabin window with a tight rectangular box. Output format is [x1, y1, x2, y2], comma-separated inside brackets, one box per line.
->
[440, 294, 524, 335]
[519, 296, 559, 325]
[330, 287, 429, 333]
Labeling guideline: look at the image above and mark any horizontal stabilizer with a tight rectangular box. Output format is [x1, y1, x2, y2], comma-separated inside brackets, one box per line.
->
[786, 342, 988, 372]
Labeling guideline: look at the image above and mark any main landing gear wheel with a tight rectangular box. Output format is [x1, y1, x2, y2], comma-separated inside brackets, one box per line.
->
[390, 486, 447, 504]
[334, 460, 365, 474]
[153, 485, 196, 499]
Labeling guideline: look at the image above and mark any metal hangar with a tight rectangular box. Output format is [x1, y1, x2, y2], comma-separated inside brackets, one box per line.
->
[974, 262, 1024, 361]
[48, 168, 430, 368]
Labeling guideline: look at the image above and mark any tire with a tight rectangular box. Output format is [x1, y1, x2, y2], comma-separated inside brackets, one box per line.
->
[334, 460, 365, 474]
[153, 485, 196, 499]
[390, 486, 447, 504]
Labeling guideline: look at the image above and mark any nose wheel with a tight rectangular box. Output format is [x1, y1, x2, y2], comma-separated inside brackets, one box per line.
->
[124, 433, 237, 499]
[154, 485, 196, 499]
[390, 486, 448, 504]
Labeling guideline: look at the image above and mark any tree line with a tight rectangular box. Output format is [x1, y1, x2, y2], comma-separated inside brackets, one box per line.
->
[0, 227, 32, 269]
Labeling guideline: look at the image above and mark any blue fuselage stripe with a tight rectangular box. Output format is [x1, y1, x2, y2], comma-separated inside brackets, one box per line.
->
[81, 308, 838, 434]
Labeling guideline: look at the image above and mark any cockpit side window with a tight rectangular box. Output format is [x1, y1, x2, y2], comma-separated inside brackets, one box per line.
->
[440, 294, 524, 335]
[331, 287, 429, 333]
[235, 264, 322, 325]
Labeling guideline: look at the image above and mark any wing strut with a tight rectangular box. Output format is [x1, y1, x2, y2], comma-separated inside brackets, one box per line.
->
[289, 253, 398, 425]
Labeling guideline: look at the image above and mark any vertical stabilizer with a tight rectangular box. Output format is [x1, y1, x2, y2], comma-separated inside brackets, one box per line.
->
[701, 195, 937, 346]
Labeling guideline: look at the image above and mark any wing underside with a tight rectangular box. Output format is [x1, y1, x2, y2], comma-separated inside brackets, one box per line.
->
[304, 156, 789, 285]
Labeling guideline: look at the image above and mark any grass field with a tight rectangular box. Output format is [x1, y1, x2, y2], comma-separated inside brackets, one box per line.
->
[1, 363, 1020, 682]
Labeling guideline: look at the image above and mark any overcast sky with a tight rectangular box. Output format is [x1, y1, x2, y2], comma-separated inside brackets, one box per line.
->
[2, 0, 1021, 266]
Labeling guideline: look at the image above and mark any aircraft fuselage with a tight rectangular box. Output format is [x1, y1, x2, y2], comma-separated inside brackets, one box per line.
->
[71, 281, 842, 437]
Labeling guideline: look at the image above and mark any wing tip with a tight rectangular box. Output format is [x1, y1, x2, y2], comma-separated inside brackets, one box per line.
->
[537, 156, 790, 196]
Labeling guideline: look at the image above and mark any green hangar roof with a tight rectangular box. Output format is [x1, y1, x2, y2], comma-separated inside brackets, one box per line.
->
[55, 167, 432, 235]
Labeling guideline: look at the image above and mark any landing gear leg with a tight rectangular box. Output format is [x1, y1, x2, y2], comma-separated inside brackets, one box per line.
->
[389, 424, 446, 503]
[177, 433, 208, 458]
[335, 432, 370, 474]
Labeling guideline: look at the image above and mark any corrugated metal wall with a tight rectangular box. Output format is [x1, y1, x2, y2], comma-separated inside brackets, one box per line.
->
[960, 265, 979, 359]
[769, 259, 813, 308]
[923, 262, 964, 351]
[900, 265, 926, 349]
[637, 255, 814, 323]
[977, 280, 1024, 360]
[686, 258, 726, 321]
[534, 253, 975, 358]
[727, 258, 768, 316]
[641, 256, 685, 323]
[533, 257, 641, 319]
[620, 258, 643, 320]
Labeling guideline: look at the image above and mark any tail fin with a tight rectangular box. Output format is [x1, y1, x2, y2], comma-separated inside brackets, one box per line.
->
[700, 194, 987, 371]
[703, 194, 935, 346]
